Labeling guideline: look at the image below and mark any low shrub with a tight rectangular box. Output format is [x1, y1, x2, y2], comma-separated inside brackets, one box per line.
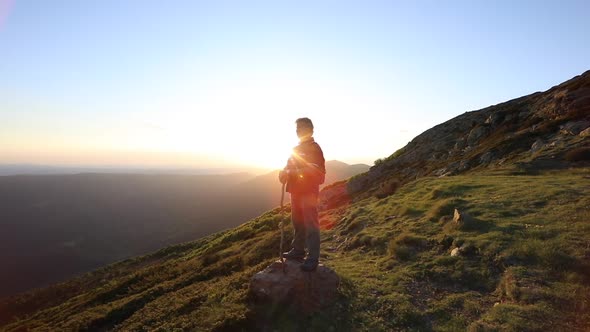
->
[375, 178, 401, 199]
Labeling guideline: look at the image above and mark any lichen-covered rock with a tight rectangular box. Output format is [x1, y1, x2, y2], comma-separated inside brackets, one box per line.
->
[249, 260, 340, 313]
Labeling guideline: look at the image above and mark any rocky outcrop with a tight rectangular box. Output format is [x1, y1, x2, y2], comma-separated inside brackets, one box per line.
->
[560, 120, 590, 135]
[342, 70, 590, 201]
[249, 259, 340, 313]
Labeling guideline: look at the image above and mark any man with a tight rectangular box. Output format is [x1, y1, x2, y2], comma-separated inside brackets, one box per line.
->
[279, 117, 326, 272]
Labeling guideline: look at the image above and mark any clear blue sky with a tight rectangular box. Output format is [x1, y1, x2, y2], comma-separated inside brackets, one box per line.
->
[1, 0, 589, 168]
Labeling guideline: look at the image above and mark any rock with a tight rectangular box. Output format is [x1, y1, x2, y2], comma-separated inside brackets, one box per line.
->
[450, 247, 461, 257]
[580, 127, 590, 137]
[249, 259, 340, 313]
[560, 120, 590, 135]
[531, 139, 544, 152]
[453, 209, 462, 223]
[433, 168, 448, 177]
[485, 113, 502, 125]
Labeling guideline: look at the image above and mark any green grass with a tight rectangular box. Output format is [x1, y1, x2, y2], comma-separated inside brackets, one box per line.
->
[2, 169, 590, 331]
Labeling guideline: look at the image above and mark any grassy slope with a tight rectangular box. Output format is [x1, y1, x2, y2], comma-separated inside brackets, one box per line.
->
[2, 167, 589, 331]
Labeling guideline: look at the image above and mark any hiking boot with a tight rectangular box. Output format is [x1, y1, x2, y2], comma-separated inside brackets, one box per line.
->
[283, 248, 305, 261]
[300, 258, 318, 272]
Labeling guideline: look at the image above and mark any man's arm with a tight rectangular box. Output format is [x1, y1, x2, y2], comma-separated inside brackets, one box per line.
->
[301, 144, 325, 179]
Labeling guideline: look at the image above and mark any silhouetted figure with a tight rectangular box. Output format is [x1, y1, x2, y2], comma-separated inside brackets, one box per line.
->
[279, 118, 326, 272]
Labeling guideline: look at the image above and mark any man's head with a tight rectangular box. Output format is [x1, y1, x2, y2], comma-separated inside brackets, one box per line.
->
[295, 117, 314, 140]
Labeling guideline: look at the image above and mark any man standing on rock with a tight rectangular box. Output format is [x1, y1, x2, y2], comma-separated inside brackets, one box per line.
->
[279, 117, 326, 272]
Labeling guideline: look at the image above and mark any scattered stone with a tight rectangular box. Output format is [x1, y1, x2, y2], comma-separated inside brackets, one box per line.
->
[385, 215, 397, 221]
[531, 139, 545, 152]
[453, 209, 463, 223]
[580, 127, 590, 137]
[433, 168, 448, 177]
[494, 302, 500, 307]
[250, 259, 340, 313]
[450, 247, 462, 257]
[453, 208, 474, 230]
[325, 246, 337, 252]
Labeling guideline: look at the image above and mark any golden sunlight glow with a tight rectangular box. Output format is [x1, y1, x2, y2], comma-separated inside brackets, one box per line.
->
[128, 74, 334, 169]
[1, 69, 401, 168]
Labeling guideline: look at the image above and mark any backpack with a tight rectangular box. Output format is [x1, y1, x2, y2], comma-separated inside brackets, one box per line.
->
[311, 142, 326, 185]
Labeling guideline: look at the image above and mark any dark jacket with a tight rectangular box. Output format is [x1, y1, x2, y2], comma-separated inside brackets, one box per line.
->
[285, 138, 325, 194]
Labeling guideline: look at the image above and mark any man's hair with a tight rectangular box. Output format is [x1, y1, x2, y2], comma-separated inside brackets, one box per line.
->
[295, 117, 314, 130]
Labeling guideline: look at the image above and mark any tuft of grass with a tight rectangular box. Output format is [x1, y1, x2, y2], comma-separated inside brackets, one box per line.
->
[507, 238, 577, 270]
[426, 198, 463, 222]
[388, 233, 428, 261]
[375, 178, 400, 199]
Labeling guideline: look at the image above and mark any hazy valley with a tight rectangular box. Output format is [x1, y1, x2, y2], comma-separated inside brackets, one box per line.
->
[0, 161, 368, 297]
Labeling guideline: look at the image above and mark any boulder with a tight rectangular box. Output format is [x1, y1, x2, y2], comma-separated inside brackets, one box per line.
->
[250, 259, 340, 313]
[560, 120, 590, 135]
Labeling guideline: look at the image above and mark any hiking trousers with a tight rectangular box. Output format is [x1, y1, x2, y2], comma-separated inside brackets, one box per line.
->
[290, 192, 320, 260]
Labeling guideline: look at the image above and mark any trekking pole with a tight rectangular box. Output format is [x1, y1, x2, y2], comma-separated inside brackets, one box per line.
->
[280, 182, 286, 273]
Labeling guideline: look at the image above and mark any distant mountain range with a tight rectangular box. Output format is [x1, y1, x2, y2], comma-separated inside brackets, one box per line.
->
[0, 164, 271, 176]
[0, 160, 368, 297]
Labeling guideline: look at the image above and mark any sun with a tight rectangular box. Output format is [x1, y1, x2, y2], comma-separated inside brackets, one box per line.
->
[232, 140, 292, 170]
